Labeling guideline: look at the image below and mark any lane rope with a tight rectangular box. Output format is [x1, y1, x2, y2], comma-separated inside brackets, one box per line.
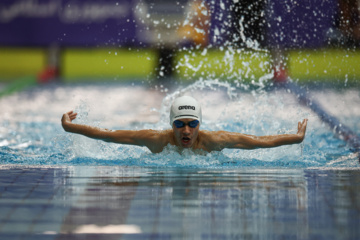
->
[275, 80, 360, 162]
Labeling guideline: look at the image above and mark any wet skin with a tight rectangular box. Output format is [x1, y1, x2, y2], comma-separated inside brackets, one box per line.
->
[172, 118, 200, 148]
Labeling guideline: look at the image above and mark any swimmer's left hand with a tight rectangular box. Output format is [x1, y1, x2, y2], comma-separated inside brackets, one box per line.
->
[61, 111, 77, 131]
[297, 119, 308, 141]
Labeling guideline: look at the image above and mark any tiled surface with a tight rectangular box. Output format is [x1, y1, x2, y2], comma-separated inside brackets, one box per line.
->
[0, 168, 72, 239]
[0, 166, 360, 240]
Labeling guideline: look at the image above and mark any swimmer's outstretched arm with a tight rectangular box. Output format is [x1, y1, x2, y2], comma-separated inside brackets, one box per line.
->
[61, 111, 166, 153]
[206, 119, 308, 150]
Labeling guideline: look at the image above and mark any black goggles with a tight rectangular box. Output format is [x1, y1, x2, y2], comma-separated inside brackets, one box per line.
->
[173, 120, 199, 128]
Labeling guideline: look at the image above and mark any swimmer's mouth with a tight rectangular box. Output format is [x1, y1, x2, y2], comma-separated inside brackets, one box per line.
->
[182, 137, 191, 143]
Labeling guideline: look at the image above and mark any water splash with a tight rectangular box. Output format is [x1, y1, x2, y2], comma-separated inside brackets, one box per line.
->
[1, 77, 359, 168]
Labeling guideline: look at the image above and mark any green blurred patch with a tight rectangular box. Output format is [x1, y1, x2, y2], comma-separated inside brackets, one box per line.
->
[62, 48, 157, 82]
[0, 48, 45, 80]
[289, 49, 360, 85]
[174, 49, 272, 83]
[175, 48, 360, 85]
[0, 47, 359, 85]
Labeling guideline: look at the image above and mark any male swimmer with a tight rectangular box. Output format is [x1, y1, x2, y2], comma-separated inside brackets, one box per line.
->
[61, 96, 308, 153]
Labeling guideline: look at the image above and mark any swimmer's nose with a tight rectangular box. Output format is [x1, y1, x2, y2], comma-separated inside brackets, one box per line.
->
[183, 125, 191, 134]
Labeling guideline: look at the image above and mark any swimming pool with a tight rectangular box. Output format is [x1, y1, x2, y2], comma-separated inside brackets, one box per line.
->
[0, 80, 359, 167]
[0, 80, 359, 239]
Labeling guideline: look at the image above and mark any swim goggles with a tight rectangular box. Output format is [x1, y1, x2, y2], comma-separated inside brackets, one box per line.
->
[173, 120, 199, 128]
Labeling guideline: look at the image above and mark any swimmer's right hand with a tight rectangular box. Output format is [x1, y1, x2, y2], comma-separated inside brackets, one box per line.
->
[61, 111, 77, 131]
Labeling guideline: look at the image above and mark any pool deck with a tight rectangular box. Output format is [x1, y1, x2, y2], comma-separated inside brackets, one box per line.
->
[0, 165, 359, 240]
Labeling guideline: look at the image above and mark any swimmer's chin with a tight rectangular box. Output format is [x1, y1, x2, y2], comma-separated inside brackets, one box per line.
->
[181, 145, 192, 148]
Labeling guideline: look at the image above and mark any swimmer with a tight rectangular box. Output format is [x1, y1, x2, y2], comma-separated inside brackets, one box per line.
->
[61, 96, 308, 153]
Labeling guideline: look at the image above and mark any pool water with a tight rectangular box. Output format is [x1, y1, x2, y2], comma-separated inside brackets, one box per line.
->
[0, 81, 359, 167]
[0, 80, 360, 239]
[0, 166, 359, 239]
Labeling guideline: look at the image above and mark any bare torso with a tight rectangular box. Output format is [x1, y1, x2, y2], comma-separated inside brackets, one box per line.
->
[147, 130, 219, 153]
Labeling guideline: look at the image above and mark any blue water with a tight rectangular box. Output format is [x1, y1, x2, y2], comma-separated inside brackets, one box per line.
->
[0, 165, 359, 239]
[0, 81, 359, 168]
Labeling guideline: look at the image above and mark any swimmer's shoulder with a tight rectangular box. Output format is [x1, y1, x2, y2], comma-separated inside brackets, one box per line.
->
[198, 130, 216, 151]
[198, 130, 229, 151]
[140, 129, 174, 153]
[199, 130, 228, 140]
[136, 129, 172, 142]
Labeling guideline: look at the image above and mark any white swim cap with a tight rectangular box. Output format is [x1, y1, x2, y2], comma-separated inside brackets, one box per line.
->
[170, 96, 202, 126]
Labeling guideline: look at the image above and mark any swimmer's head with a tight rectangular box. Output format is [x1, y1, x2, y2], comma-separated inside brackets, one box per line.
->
[170, 96, 202, 126]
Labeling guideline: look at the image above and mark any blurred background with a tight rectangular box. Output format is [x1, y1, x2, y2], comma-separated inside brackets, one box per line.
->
[0, 0, 359, 89]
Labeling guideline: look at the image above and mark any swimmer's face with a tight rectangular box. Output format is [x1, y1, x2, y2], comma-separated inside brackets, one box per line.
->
[172, 118, 200, 148]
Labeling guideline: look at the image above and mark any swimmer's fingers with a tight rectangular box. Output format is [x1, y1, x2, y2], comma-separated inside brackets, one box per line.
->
[67, 111, 78, 121]
[62, 111, 77, 123]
